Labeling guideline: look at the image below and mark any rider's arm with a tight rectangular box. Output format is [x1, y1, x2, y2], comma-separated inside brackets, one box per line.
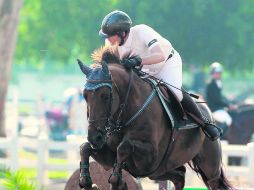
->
[136, 25, 167, 65]
[140, 44, 166, 65]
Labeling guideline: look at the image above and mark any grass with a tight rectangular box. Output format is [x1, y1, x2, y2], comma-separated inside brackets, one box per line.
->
[18, 168, 69, 179]
[0, 167, 43, 190]
[18, 149, 70, 180]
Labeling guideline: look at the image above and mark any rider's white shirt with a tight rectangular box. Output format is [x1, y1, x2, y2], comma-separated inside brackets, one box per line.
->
[116, 24, 183, 100]
[117, 24, 174, 75]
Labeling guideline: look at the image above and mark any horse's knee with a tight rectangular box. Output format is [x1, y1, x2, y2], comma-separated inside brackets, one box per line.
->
[80, 142, 91, 155]
[79, 175, 92, 189]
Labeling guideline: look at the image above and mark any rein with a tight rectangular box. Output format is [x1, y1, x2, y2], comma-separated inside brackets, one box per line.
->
[87, 70, 134, 136]
[85, 66, 176, 176]
[86, 69, 157, 137]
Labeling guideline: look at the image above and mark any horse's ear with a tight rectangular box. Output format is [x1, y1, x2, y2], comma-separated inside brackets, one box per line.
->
[77, 59, 92, 76]
[101, 61, 109, 75]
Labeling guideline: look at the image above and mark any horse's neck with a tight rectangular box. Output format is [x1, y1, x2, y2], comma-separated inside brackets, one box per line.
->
[110, 67, 156, 126]
[110, 66, 152, 102]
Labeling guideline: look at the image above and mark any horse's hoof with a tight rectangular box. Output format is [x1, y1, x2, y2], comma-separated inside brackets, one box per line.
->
[79, 177, 92, 189]
[92, 184, 100, 190]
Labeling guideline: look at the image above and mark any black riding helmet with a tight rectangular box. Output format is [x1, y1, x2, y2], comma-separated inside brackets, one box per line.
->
[99, 10, 132, 45]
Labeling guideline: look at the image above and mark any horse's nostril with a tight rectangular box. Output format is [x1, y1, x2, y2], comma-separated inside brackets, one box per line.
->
[96, 134, 103, 142]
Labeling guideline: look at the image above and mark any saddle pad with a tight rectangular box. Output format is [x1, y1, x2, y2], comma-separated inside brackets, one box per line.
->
[143, 77, 199, 130]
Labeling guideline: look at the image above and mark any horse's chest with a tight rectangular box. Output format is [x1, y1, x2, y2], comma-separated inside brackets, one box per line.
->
[106, 133, 122, 152]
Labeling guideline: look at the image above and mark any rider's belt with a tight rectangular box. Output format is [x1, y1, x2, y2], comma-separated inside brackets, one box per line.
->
[166, 49, 174, 60]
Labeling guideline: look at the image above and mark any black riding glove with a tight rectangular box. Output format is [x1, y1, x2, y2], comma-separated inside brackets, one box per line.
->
[121, 56, 142, 69]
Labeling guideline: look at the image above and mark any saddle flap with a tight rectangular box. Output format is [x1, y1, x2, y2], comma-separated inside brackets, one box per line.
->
[159, 84, 185, 120]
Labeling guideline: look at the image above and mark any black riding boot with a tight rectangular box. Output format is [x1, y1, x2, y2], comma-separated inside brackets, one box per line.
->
[181, 93, 221, 141]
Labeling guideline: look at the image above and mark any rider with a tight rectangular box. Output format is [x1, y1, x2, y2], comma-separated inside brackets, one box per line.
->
[206, 62, 234, 135]
[99, 10, 221, 141]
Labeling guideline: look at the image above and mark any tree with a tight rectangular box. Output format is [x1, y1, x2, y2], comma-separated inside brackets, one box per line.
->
[12, 0, 254, 71]
[0, 0, 23, 137]
[15, 0, 118, 65]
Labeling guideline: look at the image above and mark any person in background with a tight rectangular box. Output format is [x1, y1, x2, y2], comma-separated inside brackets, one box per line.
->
[206, 62, 236, 136]
[99, 10, 221, 140]
[65, 87, 88, 136]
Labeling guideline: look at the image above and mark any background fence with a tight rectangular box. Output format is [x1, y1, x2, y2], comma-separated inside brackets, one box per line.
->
[0, 134, 84, 186]
[1, 135, 254, 188]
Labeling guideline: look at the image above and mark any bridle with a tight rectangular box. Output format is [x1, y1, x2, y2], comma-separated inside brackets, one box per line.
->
[86, 70, 134, 137]
[86, 67, 158, 138]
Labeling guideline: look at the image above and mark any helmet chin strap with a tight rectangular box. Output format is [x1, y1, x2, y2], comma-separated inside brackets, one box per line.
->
[118, 31, 128, 46]
[118, 34, 125, 46]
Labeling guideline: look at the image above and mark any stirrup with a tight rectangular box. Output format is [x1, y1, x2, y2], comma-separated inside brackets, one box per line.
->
[202, 116, 222, 131]
[204, 120, 223, 136]
[201, 127, 220, 141]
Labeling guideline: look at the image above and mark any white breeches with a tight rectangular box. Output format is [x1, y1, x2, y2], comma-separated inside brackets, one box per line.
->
[212, 109, 232, 126]
[154, 50, 183, 101]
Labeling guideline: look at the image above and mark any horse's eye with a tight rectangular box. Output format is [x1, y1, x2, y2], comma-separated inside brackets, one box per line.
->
[83, 92, 87, 101]
[101, 93, 110, 101]
[83, 94, 87, 101]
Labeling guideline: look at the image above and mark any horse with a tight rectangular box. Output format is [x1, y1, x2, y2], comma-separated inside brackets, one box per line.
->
[77, 46, 233, 190]
[218, 103, 254, 166]
[225, 103, 254, 145]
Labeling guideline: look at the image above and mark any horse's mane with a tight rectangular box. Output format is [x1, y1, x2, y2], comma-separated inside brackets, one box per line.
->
[91, 45, 133, 69]
[91, 45, 120, 66]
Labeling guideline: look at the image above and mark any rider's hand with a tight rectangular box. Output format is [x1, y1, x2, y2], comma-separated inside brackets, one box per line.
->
[121, 56, 142, 69]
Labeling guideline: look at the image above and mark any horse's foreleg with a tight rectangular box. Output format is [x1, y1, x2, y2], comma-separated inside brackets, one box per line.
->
[108, 138, 135, 190]
[90, 145, 116, 170]
[80, 142, 116, 190]
[154, 166, 186, 190]
[109, 138, 154, 190]
[120, 138, 155, 171]
[108, 162, 127, 190]
[79, 142, 93, 189]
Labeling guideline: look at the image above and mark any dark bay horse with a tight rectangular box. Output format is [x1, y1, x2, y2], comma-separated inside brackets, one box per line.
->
[78, 47, 233, 190]
[225, 104, 254, 145]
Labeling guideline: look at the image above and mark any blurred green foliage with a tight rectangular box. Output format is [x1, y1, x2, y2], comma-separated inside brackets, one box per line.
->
[15, 0, 254, 72]
[0, 167, 42, 190]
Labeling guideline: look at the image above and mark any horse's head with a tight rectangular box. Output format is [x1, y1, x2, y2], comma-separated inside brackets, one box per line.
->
[77, 46, 125, 150]
[78, 61, 110, 149]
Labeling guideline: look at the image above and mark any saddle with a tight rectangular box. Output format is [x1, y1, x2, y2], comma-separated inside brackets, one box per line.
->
[141, 76, 199, 130]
